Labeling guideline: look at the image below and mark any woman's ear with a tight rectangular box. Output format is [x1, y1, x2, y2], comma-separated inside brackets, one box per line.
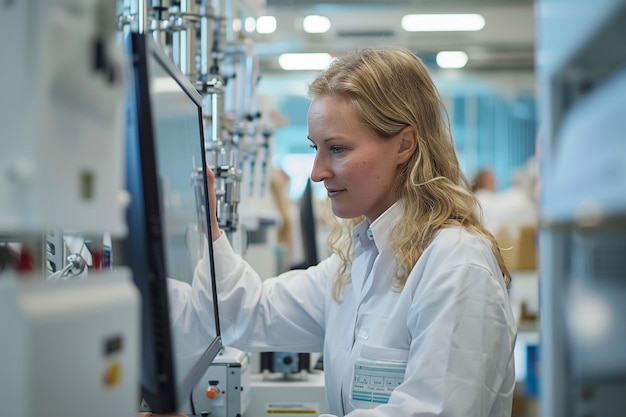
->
[397, 126, 417, 165]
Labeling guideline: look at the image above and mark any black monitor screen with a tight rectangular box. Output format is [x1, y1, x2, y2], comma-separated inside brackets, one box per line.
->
[123, 32, 222, 414]
[299, 179, 319, 269]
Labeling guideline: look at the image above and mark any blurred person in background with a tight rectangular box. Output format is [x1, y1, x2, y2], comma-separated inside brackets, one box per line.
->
[472, 167, 502, 235]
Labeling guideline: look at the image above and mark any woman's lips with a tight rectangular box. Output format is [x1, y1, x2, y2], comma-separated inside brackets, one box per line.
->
[326, 188, 344, 198]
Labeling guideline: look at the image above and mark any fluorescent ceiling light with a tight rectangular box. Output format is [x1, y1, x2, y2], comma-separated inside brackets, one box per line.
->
[436, 51, 469, 69]
[278, 53, 333, 71]
[402, 14, 485, 32]
[244, 16, 256, 32]
[303, 15, 331, 34]
[256, 16, 277, 34]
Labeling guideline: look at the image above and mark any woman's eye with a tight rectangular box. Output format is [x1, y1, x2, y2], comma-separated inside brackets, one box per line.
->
[330, 146, 344, 154]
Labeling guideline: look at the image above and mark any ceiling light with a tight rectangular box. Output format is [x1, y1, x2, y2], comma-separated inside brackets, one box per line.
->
[303, 15, 331, 34]
[401, 14, 485, 32]
[278, 53, 333, 71]
[244, 16, 256, 33]
[256, 16, 277, 34]
[436, 51, 469, 69]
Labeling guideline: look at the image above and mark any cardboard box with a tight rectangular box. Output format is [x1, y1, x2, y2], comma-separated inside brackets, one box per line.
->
[497, 224, 537, 271]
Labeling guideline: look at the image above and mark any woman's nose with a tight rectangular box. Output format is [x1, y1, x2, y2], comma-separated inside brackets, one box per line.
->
[310, 154, 329, 183]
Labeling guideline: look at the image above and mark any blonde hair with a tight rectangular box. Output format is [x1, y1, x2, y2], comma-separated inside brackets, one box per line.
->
[308, 46, 511, 302]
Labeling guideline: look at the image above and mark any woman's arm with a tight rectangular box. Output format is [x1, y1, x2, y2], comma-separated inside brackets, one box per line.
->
[170, 231, 340, 356]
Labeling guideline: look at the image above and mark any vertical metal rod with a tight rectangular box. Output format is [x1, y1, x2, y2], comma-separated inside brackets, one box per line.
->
[133, 0, 147, 34]
[244, 41, 258, 118]
[200, 1, 211, 79]
[210, 90, 221, 147]
[181, 0, 196, 81]
[150, 0, 169, 52]
[225, 0, 236, 44]
[171, 7, 182, 69]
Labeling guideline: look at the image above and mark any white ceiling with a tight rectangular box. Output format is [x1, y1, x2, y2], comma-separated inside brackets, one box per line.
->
[249, 0, 536, 73]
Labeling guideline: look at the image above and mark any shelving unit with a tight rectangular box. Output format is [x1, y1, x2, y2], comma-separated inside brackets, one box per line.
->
[537, 0, 626, 416]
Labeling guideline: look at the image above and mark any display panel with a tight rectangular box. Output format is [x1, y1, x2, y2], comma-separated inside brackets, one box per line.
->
[123, 32, 222, 414]
[298, 178, 319, 269]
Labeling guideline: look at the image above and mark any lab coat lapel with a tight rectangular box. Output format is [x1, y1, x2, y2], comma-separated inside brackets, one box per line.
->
[350, 221, 375, 306]
[356, 202, 403, 303]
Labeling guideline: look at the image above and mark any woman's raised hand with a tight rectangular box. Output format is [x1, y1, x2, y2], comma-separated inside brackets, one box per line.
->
[205, 165, 221, 242]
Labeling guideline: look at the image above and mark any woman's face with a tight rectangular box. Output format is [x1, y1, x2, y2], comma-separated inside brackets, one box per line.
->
[308, 95, 409, 223]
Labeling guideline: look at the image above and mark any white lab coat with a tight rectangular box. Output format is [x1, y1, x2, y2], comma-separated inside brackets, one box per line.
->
[169, 202, 517, 417]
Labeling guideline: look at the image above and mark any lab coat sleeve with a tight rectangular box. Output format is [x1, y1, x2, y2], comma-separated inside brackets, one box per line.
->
[347, 257, 516, 416]
[175, 231, 338, 354]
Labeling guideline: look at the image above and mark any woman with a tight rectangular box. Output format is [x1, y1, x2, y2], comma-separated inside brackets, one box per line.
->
[171, 46, 517, 417]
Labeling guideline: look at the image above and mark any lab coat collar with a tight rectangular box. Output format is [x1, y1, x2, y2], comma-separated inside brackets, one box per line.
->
[352, 200, 404, 250]
[348, 201, 403, 305]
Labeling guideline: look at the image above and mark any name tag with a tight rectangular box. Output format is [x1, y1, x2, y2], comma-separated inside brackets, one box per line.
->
[351, 360, 405, 404]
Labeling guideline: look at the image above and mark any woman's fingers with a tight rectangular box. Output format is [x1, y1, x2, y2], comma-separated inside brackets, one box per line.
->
[205, 165, 221, 241]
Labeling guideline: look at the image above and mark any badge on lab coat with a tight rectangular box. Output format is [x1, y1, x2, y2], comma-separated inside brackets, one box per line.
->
[352, 360, 405, 404]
